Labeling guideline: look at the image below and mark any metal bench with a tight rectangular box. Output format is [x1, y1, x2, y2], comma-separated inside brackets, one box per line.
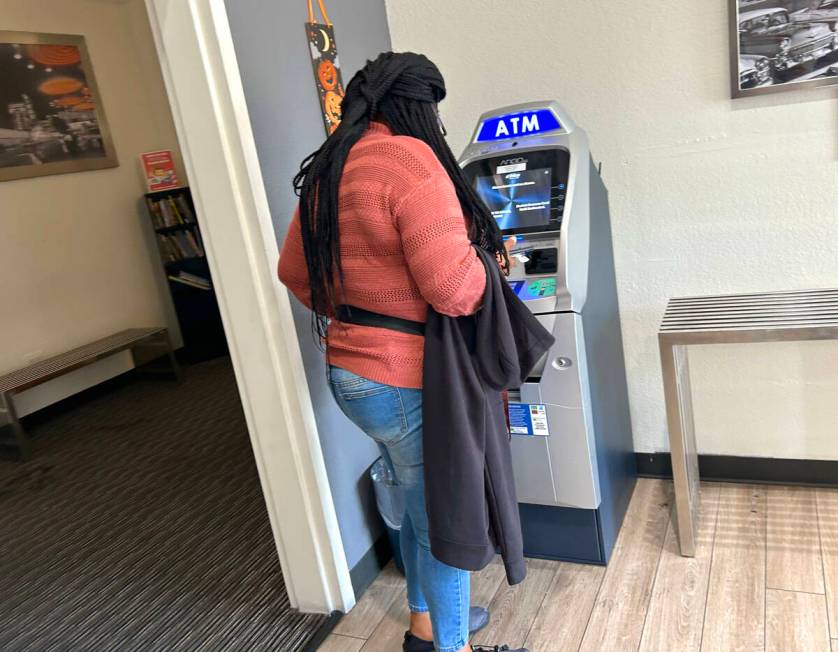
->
[659, 288, 838, 556]
[0, 328, 179, 460]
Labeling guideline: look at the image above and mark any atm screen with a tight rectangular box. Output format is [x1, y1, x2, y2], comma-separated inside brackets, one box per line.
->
[474, 168, 553, 232]
[462, 148, 569, 235]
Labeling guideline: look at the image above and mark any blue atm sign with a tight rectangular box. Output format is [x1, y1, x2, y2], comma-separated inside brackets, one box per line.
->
[475, 109, 561, 142]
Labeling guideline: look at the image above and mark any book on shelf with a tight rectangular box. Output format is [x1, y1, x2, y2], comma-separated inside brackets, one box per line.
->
[156, 232, 203, 262]
[168, 271, 212, 290]
[146, 191, 197, 229]
[156, 233, 176, 261]
[146, 198, 164, 229]
[161, 198, 173, 226]
[174, 194, 196, 223]
[168, 197, 184, 224]
[178, 271, 211, 287]
[183, 230, 205, 257]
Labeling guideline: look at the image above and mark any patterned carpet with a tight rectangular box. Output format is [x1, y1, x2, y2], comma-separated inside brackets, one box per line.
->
[0, 357, 326, 651]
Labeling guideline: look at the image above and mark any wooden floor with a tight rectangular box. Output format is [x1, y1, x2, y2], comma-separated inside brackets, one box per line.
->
[320, 479, 838, 652]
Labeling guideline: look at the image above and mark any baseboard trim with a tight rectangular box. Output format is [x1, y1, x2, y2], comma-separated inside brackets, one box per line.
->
[349, 533, 392, 598]
[636, 452, 838, 487]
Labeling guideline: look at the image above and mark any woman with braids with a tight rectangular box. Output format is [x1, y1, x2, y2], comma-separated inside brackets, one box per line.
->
[278, 52, 524, 652]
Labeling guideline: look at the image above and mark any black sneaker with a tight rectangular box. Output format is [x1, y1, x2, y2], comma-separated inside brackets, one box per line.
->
[403, 632, 434, 652]
[401, 607, 492, 651]
[403, 632, 527, 652]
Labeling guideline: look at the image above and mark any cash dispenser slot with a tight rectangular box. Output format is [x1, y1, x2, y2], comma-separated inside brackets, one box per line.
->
[524, 247, 558, 276]
[529, 314, 556, 378]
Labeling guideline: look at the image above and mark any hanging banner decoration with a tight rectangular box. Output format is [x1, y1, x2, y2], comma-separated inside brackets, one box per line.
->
[305, 0, 345, 136]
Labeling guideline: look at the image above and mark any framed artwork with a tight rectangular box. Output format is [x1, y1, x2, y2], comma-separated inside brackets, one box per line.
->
[0, 31, 117, 182]
[730, 1, 838, 97]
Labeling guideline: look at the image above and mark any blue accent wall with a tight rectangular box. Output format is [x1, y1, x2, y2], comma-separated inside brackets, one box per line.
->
[224, 0, 392, 569]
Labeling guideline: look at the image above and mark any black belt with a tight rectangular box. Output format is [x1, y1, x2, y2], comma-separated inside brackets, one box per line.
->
[336, 305, 425, 337]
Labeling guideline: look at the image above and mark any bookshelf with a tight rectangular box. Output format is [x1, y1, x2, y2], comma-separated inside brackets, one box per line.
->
[144, 187, 228, 362]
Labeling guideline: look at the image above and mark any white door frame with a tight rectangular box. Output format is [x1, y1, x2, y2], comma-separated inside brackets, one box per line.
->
[144, 0, 354, 614]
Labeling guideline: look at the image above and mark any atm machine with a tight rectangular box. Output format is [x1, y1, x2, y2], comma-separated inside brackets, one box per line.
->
[460, 101, 636, 564]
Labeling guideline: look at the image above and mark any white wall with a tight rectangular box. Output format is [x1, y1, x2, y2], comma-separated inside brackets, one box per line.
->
[386, 0, 838, 458]
[0, 0, 185, 412]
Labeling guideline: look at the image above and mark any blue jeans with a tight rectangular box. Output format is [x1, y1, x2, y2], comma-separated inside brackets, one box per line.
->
[328, 365, 470, 652]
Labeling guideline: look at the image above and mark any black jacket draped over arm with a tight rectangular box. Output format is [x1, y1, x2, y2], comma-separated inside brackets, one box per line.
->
[422, 246, 555, 585]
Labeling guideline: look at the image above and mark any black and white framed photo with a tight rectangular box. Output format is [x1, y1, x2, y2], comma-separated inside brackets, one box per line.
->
[730, 0, 838, 98]
[0, 31, 117, 182]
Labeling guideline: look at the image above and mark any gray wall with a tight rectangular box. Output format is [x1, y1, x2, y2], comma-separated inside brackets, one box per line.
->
[224, 0, 392, 569]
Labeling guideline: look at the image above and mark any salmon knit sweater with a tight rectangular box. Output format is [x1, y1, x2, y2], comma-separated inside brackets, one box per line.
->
[278, 121, 486, 389]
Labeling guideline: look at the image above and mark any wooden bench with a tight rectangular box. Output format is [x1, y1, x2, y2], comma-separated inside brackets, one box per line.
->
[0, 328, 179, 460]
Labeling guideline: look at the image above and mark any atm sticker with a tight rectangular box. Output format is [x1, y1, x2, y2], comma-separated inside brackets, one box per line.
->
[507, 402, 550, 437]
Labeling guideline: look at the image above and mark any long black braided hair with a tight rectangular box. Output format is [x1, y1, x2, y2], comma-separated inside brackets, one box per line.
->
[293, 51, 507, 339]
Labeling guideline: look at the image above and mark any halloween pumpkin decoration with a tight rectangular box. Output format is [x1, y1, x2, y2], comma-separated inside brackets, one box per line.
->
[305, 0, 345, 135]
[322, 90, 342, 126]
[317, 59, 338, 91]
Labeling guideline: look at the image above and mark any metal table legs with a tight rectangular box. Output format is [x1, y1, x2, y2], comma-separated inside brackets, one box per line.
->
[0, 391, 31, 461]
[659, 342, 700, 557]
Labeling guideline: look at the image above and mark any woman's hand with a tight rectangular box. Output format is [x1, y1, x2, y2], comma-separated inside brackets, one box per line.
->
[498, 236, 518, 274]
[504, 236, 517, 260]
